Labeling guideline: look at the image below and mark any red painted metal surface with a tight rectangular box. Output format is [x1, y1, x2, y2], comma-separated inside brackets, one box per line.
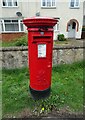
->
[23, 17, 57, 91]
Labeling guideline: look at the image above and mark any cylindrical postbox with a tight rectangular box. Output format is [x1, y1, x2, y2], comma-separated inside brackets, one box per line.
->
[23, 17, 57, 99]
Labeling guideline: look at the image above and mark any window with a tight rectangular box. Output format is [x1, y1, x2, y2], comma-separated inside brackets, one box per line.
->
[72, 22, 76, 29]
[70, 0, 79, 8]
[1, 19, 24, 32]
[2, 0, 18, 7]
[41, 0, 56, 7]
[54, 23, 59, 31]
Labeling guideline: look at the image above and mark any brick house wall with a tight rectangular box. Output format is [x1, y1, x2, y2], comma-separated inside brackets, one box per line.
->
[0, 33, 26, 42]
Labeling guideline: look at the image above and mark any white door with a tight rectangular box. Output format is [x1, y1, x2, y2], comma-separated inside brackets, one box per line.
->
[68, 22, 76, 38]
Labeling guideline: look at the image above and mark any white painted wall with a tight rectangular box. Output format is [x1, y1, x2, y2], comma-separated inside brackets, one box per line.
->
[83, 1, 85, 15]
[83, 1, 85, 26]
[0, 1, 2, 34]
[0, 0, 84, 39]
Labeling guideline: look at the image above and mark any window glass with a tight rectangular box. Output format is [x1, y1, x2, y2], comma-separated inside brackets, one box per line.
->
[70, 0, 79, 8]
[70, 0, 74, 7]
[3, 0, 7, 6]
[20, 21, 24, 31]
[4, 20, 11, 22]
[42, 0, 55, 7]
[5, 20, 19, 31]
[13, 0, 18, 6]
[8, 0, 12, 6]
[2, 0, 18, 7]
[54, 23, 59, 31]
[72, 22, 76, 29]
[5, 24, 19, 31]
[12, 20, 18, 22]
[42, 0, 46, 6]
[21, 23, 24, 31]
[1, 21, 4, 31]
[1, 19, 24, 32]
[47, 0, 51, 7]
[75, 0, 79, 6]
[52, 0, 55, 6]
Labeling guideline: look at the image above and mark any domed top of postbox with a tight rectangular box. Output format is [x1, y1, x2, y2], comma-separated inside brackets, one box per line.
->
[23, 17, 58, 28]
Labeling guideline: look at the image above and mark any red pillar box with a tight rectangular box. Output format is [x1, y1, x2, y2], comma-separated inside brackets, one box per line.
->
[23, 17, 57, 99]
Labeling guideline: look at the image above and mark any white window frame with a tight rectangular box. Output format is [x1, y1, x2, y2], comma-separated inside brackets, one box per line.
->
[1, 19, 24, 33]
[2, 0, 18, 7]
[41, 0, 56, 8]
[69, 0, 80, 8]
[54, 22, 59, 32]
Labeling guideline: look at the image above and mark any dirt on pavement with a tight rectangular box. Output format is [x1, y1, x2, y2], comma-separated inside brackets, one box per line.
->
[2, 107, 83, 119]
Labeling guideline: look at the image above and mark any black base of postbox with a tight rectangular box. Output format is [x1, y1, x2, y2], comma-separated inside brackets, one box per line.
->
[29, 86, 51, 100]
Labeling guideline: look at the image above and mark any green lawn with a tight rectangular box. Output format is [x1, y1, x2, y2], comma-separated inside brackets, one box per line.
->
[2, 61, 84, 117]
[0, 70, 2, 119]
[0, 82, 2, 120]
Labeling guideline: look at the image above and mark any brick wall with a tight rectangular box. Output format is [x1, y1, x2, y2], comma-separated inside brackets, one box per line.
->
[0, 33, 26, 42]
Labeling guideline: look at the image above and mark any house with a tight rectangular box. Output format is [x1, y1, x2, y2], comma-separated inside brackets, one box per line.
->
[83, 1, 85, 26]
[81, 1, 85, 39]
[0, 0, 84, 41]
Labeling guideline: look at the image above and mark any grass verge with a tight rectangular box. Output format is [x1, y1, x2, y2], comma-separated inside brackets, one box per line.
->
[2, 61, 84, 117]
[0, 69, 2, 119]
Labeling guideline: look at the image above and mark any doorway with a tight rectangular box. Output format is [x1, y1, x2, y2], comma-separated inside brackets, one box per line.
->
[68, 21, 76, 38]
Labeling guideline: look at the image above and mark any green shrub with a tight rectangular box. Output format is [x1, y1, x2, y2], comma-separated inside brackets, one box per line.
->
[14, 35, 28, 46]
[2, 35, 28, 47]
[58, 34, 66, 41]
[82, 27, 85, 31]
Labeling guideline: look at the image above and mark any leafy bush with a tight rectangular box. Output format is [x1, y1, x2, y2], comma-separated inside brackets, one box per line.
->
[58, 34, 66, 41]
[82, 27, 85, 31]
[2, 35, 28, 47]
[14, 35, 28, 46]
